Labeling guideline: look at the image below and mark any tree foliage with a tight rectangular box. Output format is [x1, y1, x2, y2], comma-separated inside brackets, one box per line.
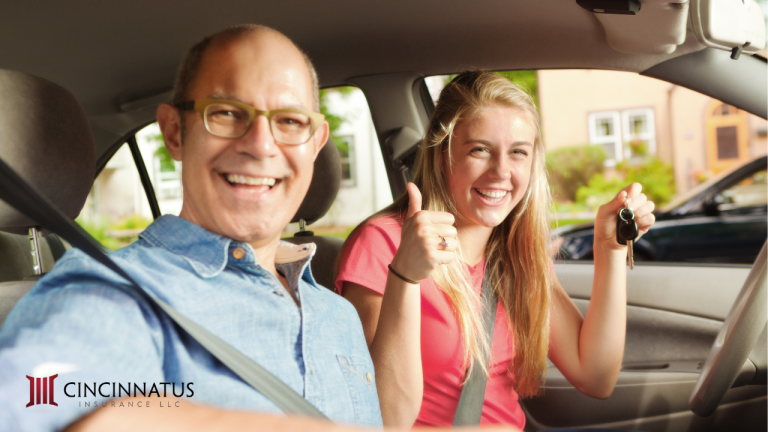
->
[319, 87, 354, 155]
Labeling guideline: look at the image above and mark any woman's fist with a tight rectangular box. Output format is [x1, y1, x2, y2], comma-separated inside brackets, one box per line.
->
[389, 183, 458, 283]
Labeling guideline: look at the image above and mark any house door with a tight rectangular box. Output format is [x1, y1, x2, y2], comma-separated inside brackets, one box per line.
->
[705, 101, 749, 174]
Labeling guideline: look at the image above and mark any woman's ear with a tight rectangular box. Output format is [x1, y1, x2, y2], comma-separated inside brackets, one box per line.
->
[157, 103, 183, 161]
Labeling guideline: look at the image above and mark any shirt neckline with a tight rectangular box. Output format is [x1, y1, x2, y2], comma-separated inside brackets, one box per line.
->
[139, 215, 316, 279]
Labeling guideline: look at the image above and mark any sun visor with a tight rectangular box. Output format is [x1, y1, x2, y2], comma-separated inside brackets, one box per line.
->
[689, 0, 767, 58]
[582, 0, 690, 54]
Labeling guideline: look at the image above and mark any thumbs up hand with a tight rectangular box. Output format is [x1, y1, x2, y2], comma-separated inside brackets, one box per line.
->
[389, 183, 458, 284]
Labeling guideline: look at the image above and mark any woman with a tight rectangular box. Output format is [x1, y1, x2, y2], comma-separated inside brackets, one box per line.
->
[335, 71, 655, 429]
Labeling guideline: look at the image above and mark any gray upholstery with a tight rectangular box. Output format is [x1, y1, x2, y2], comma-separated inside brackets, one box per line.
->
[287, 136, 344, 292]
[283, 236, 344, 292]
[0, 69, 93, 329]
[291, 136, 341, 225]
[0, 69, 96, 235]
[0, 281, 36, 328]
[0, 231, 56, 283]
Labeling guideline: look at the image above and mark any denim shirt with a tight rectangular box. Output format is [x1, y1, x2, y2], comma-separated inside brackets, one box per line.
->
[0, 215, 382, 431]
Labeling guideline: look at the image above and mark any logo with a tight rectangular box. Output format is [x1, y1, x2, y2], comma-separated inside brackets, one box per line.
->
[26, 374, 58, 408]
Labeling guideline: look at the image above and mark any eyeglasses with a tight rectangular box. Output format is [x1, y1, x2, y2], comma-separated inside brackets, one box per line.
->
[175, 99, 325, 145]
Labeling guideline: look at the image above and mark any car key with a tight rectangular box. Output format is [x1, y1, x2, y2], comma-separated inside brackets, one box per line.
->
[617, 204, 639, 269]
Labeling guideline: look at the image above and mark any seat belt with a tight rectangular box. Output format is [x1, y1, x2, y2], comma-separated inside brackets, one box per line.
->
[452, 270, 498, 427]
[0, 156, 327, 419]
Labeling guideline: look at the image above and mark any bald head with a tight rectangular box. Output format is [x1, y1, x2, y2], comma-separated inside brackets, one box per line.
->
[172, 24, 319, 111]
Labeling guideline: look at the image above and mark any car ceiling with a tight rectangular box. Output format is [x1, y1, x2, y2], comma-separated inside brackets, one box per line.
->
[2, 0, 708, 158]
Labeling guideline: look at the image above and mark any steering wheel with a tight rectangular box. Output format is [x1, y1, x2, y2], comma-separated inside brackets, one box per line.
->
[689, 241, 767, 416]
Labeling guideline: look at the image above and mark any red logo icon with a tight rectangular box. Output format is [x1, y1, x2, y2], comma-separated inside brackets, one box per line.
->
[26, 374, 58, 407]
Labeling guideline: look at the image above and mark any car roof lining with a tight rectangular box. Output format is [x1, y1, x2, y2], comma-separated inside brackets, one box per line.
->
[2, 0, 724, 161]
[4, 1, 765, 169]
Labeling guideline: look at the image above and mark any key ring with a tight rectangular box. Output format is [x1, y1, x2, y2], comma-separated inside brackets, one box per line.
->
[618, 207, 635, 222]
[439, 236, 449, 250]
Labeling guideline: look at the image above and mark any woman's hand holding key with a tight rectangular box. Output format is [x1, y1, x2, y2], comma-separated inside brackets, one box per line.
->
[593, 182, 656, 254]
[389, 183, 458, 283]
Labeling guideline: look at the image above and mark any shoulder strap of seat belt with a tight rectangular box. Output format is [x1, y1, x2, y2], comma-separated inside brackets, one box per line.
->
[0, 156, 327, 419]
[452, 269, 498, 427]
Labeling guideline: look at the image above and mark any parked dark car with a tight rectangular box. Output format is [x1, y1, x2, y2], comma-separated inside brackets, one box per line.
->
[555, 155, 767, 264]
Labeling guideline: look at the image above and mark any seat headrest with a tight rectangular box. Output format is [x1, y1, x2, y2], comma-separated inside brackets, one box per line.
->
[291, 136, 341, 225]
[0, 69, 96, 235]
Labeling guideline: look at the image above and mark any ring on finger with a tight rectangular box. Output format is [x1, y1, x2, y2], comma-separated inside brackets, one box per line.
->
[439, 236, 449, 250]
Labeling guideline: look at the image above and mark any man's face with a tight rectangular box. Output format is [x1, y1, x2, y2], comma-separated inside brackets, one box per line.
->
[162, 32, 327, 247]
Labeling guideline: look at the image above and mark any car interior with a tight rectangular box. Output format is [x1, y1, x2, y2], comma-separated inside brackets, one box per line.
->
[0, 1, 766, 431]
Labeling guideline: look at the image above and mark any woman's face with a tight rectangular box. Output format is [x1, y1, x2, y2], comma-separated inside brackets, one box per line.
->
[445, 105, 536, 230]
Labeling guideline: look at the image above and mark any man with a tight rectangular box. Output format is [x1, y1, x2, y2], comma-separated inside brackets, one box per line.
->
[0, 25, 382, 431]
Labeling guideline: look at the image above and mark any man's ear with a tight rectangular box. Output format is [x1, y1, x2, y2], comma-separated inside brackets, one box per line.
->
[157, 103, 183, 161]
[312, 121, 330, 159]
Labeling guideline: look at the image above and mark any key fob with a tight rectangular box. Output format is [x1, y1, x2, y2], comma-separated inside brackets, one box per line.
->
[616, 207, 638, 246]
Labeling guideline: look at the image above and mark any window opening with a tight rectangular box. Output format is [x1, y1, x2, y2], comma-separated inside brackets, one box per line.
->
[283, 86, 392, 239]
[76, 143, 154, 250]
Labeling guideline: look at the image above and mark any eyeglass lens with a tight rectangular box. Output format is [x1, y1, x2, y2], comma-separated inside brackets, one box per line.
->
[204, 102, 313, 144]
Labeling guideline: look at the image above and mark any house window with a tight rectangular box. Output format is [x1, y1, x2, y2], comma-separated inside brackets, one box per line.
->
[588, 108, 655, 165]
[336, 134, 355, 186]
[587, 111, 622, 166]
[622, 108, 656, 159]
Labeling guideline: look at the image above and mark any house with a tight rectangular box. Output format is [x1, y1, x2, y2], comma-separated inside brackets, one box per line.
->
[537, 69, 767, 194]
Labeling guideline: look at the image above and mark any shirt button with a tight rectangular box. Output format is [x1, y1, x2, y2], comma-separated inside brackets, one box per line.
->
[366, 373, 373, 382]
[232, 247, 245, 259]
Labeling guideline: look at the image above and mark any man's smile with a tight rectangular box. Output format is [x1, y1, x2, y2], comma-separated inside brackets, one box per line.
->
[222, 173, 281, 193]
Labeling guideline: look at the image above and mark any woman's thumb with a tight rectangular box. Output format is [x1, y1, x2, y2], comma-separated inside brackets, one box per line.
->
[406, 183, 423, 219]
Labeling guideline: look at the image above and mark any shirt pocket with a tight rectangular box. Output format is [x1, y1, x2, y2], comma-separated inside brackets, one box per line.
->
[336, 354, 380, 425]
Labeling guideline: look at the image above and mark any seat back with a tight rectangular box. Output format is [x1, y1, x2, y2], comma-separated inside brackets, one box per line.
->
[0, 69, 95, 328]
[287, 137, 343, 292]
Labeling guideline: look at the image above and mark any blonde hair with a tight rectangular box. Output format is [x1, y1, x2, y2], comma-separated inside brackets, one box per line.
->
[339, 70, 553, 397]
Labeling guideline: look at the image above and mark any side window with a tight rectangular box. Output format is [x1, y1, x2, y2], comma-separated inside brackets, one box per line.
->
[284, 86, 393, 238]
[715, 169, 768, 212]
[77, 143, 154, 250]
[426, 70, 768, 264]
[136, 123, 183, 216]
[76, 123, 181, 250]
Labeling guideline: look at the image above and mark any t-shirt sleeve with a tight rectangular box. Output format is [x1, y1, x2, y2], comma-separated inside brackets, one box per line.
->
[335, 219, 400, 296]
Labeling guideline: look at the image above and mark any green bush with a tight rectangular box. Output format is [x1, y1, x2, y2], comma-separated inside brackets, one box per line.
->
[575, 156, 676, 211]
[618, 157, 676, 205]
[546, 145, 606, 202]
[76, 214, 153, 251]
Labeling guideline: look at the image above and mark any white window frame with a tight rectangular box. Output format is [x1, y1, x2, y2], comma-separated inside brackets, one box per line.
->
[337, 134, 356, 187]
[588, 111, 622, 167]
[622, 108, 656, 159]
[588, 108, 656, 166]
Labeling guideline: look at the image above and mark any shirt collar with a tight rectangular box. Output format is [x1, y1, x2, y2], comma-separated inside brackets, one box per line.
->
[139, 215, 316, 279]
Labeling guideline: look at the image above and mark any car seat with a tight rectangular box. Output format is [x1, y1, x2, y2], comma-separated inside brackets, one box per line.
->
[283, 135, 344, 292]
[0, 69, 96, 327]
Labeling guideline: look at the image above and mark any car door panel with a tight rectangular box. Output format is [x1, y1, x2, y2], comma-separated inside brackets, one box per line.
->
[521, 263, 768, 431]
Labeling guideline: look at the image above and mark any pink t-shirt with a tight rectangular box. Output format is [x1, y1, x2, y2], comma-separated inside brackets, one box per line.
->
[335, 216, 525, 429]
